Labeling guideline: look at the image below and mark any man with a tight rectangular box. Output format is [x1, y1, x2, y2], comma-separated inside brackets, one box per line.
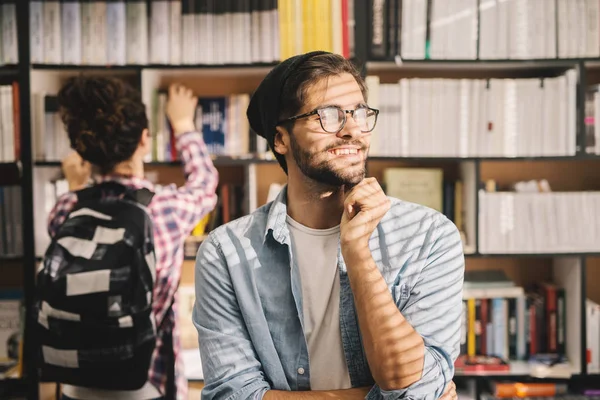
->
[193, 51, 464, 399]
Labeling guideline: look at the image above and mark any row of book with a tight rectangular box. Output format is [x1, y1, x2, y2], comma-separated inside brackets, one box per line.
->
[366, 70, 578, 158]
[34, 90, 258, 163]
[0, 83, 19, 163]
[460, 278, 566, 362]
[32, 0, 279, 65]
[478, 181, 600, 254]
[0, 185, 22, 257]
[390, 0, 600, 61]
[31, 0, 356, 66]
[30, 67, 586, 162]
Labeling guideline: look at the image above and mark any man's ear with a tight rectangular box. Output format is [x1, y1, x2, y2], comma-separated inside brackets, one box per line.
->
[274, 126, 289, 156]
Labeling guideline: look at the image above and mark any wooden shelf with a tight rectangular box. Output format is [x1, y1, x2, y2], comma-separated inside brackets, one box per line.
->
[34, 156, 278, 168]
[31, 64, 140, 71]
[468, 252, 600, 258]
[367, 155, 600, 162]
[31, 63, 278, 71]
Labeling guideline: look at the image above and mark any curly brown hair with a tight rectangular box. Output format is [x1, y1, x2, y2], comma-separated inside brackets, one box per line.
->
[58, 76, 149, 174]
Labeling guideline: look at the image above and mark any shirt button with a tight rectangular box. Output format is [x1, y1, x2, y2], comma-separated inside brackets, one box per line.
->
[297, 367, 305, 375]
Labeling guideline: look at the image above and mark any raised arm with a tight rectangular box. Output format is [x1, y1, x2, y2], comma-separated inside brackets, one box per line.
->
[153, 84, 219, 235]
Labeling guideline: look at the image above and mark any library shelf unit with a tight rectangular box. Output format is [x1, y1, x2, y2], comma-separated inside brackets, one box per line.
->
[3, 1, 600, 400]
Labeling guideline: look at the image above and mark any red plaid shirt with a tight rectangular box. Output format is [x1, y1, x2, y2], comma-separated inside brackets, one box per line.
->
[47, 132, 218, 400]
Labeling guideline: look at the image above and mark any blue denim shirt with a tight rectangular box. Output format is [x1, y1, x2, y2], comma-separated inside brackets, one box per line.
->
[193, 186, 464, 400]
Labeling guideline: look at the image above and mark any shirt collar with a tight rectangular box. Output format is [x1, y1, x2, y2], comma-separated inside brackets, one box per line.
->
[264, 184, 290, 245]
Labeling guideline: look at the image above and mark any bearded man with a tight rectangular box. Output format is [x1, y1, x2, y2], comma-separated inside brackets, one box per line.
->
[193, 51, 465, 400]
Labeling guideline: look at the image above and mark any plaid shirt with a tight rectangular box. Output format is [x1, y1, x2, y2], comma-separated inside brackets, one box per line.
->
[47, 131, 218, 400]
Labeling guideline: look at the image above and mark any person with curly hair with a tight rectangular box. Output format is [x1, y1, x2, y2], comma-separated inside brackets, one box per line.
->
[47, 76, 219, 400]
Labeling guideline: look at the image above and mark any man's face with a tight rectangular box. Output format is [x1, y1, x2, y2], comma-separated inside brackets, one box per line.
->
[286, 73, 371, 188]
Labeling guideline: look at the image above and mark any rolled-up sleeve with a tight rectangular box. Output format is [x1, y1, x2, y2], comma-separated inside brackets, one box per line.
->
[193, 234, 271, 400]
[367, 215, 465, 400]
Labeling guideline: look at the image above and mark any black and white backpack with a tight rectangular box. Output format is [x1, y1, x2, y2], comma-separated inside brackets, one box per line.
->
[34, 181, 158, 391]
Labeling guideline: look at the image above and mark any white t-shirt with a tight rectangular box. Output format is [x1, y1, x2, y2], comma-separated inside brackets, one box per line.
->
[286, 216, 352, 390]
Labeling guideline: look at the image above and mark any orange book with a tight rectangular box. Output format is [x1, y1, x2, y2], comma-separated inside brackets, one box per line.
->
[494, 382, 567, 398]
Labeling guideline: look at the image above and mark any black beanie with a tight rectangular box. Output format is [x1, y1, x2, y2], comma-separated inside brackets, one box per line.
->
[247, 51, 330, 173]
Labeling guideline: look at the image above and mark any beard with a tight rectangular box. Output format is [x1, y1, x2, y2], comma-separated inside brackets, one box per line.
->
[289, 133, 367, 188]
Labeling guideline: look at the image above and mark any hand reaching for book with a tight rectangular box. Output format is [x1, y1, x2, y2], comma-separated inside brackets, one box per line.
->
[166, 83, 198, 136]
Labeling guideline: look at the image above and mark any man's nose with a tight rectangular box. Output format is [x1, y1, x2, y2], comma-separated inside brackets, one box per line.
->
[337, 112, 362, 139]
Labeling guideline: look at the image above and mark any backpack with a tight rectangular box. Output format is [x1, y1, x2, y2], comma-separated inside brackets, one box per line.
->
[34, 181, 158, 391]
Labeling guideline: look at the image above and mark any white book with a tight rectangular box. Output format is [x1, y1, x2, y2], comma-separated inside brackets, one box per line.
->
[213, 3, 226, 64]
[169, 0, 182, 65]
[43, 0, 62, 64]
[3, 86, 13, 163]
[181, 0, 195, 64]
[566, 70, 577, 155]
[588, 0, 600, 57]
[126, 0, 148, 64]
[197, 1, 213, 64]
[458, 79, 469, 157]
[544, 0, 557, 58]
[587, 299, 600, 372]
[240, 0, 252, 64]
[557, 0, 569, 58]
[463, 286, 524, 299]
[90, 1, 107, 65]
[1, 1, 17, 64]
[496, 0, 508, 59]
[80, 0, 94, 64]
[230, 2, 245, 64]
[270, 1, 280, 62]
[224, 3, 235, 64]
[61, 0, 82, 65]
[331, 0, 342, 56]
[150, 0, 170, 64]
[250, 0, 261, 63]
[1, 86, 11, 164]
[30, 1, 45, 63]
[106, 0, 127, 65]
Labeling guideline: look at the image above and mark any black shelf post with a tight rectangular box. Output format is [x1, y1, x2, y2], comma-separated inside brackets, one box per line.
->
[16, 1, 38, 399]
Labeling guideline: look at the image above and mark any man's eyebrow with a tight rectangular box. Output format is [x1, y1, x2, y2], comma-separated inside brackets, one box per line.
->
[314, 102, 368, 109]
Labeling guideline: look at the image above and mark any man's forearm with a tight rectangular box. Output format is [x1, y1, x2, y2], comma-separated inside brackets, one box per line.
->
[264, 387, 371, 399]
[344, 249, 425, 391]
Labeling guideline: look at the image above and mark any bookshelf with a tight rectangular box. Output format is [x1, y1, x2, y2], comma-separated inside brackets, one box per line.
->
[3, 1, 600, 399]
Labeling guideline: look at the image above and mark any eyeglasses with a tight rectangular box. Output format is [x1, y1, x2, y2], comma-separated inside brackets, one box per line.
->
[277, 105, 379, 134]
